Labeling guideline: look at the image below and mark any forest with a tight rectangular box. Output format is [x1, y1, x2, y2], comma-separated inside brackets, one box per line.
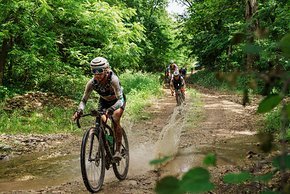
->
[0, 0, 289, 193]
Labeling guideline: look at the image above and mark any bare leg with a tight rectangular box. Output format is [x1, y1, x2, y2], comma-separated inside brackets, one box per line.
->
[112, 108, 124, 153]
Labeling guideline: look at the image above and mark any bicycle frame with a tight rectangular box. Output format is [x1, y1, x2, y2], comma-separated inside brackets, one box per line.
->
[77, 109, 129, 192]
[77, 111, 116, 163]
[79, 112, 114, 158]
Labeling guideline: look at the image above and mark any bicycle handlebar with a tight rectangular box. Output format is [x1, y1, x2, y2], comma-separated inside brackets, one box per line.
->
[75, 110, 113, 129]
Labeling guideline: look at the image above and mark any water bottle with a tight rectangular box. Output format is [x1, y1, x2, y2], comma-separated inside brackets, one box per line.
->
[105, 134, 113, 146]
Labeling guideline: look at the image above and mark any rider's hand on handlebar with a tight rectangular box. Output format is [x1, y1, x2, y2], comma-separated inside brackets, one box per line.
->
[106, 107, 114, 117]
[72, 110, 83, 121]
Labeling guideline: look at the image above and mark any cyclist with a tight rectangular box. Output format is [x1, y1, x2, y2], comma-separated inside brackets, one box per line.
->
[170, 71, 186, 100]
[72, 57, 126, 161]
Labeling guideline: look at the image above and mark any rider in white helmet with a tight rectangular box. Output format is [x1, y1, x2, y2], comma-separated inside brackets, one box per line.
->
[170, 70, 186, 98]
[73, 57, 126, 161]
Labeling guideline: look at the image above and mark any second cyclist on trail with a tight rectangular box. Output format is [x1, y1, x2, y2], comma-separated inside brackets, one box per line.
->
[170, 71, 186, 99]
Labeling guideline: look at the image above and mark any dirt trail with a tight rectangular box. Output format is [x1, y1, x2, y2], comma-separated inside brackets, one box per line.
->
[0, 87, 273, 194]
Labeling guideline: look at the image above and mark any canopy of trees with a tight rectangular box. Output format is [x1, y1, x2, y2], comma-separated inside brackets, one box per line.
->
[0, 0, 289, 93]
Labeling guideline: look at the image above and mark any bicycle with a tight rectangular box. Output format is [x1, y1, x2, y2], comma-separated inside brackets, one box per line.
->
[76, 110, 129, 193]
[175, 88, 185, 106]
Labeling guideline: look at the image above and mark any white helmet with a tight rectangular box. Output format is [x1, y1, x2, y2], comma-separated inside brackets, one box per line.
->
[90, 57, 109, 69]
[173, 71, 179, 76]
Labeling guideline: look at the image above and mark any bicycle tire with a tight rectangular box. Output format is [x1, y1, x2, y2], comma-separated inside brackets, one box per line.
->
[112, 128, 129, 180]
[80, 127, 105, 192]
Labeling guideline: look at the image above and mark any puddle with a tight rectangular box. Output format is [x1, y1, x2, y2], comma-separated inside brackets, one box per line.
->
[162, 134, 263, 177]
[0, 152, 81, 192]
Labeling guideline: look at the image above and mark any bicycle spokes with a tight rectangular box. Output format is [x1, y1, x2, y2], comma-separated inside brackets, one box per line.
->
[80, 128, 105, 193]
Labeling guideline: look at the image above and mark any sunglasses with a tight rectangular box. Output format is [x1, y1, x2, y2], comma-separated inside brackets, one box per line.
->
[91, 68, 104, 75]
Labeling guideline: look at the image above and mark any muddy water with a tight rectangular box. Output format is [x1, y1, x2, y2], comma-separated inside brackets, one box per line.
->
[163, 134, 260, 175]
[0, 152, 81, 192]
[154, 102, 261, 177]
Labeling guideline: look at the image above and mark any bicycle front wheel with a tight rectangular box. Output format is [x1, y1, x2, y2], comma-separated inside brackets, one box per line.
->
[113, 128, 129, 180]
[80, 127, 105, 193]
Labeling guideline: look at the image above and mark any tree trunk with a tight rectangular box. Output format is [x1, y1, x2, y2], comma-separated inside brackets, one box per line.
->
[245, 0, 258, 70]
[0, 39, 9, 86]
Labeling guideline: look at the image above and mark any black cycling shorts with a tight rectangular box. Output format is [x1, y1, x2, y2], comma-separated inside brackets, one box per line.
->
[97, 94, 126, 112]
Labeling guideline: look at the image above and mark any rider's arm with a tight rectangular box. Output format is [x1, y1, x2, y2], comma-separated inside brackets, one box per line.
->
[181, 77, 186, 88]
[109, 74, 125, 111]
[77, 79, 94, 112]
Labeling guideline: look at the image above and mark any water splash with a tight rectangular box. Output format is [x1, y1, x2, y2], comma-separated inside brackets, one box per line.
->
[154, 105, 186, 161]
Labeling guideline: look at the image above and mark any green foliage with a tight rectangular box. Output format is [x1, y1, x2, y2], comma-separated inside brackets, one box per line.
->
[0, 86, 16, 100]
[156, 176, 183, 194]
[115, 0, 185, 71]
[155, 167, 214, 194]
[120, 71, 161, 94]
[263, 109, 281, 134]
[257, 94, 283, 113]
[272, 154, 290, 170]
[0, 0, 146, 91]
[149, 156, 172, 165]
[38, 71, 88, 100]
[181, 167, 214, 193]
[203, 153, 217, 167]
[187, 70, 227, 89]
[181, 0, 289, 72]
[120, 72, 162, 120]
[0, 106, 76, 134]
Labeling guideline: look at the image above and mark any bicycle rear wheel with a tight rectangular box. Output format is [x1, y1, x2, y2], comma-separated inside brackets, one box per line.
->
[80, 127, 105, 192]
[113, 128, 129, 180]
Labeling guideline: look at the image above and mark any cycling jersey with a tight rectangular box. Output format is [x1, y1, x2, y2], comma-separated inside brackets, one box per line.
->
[170, 75, 185, 90]
[78, 70, 125, 112]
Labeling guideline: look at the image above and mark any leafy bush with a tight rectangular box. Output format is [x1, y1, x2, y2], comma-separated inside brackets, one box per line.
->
[262, 107, 290, 141]
[120, 71, 161, 95]
[38, 73, 88, 100]
[0, 106, 77, 134]
[120, 71, 163, 119]
[187, 70, 228, 89]
[188, 70, 265, 94]
[0, 86, 24, 101]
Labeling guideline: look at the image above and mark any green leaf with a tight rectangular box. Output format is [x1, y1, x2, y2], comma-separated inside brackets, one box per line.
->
[272, 154, 290, 170]
[155, 176, 183, 194]
[253, 173, 273, 182]
[182, 167, 210, 182]
[203, 153, 217, 166]
[181, 181, 214, 193]
[180, 167, 214, 192]
[149, 156, 172, 165]
[223, 171, 253, 184]
[257, 94, 282, 113]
